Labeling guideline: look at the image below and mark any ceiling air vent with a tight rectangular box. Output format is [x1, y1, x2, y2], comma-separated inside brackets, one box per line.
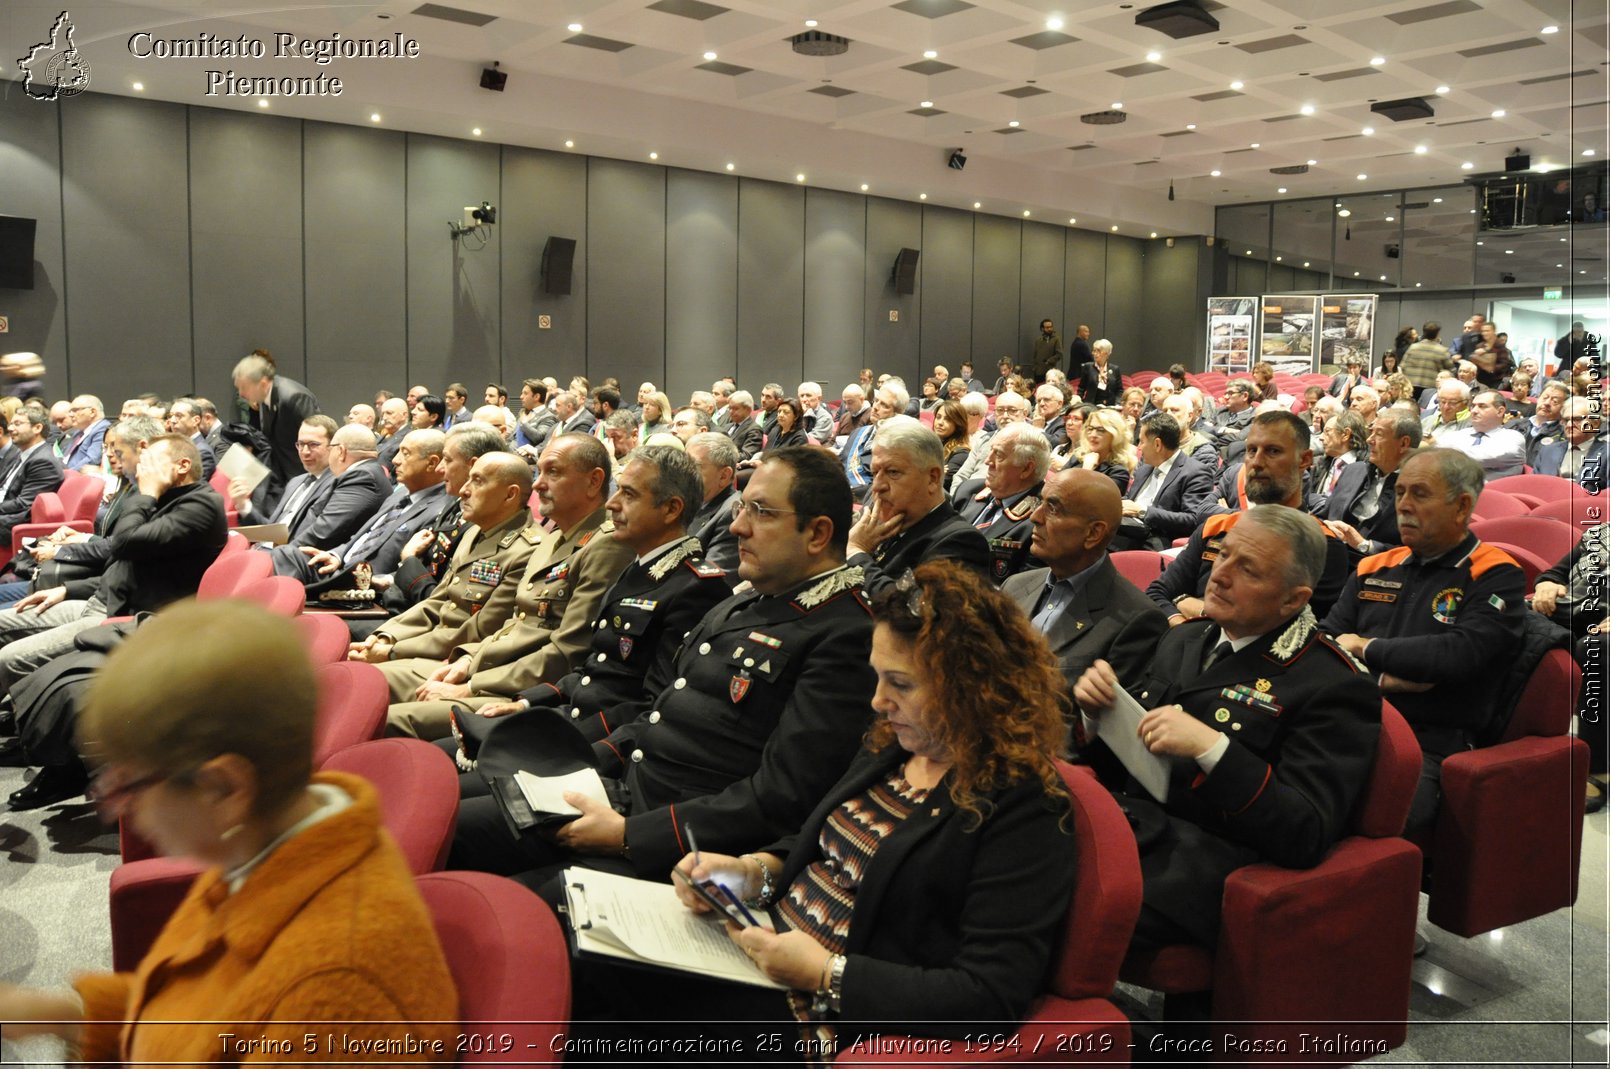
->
[1270, 164, 1310, 174]
[1135, 0, 1220, 39]
[1081, 109, 1128, 125]
[792, 31, 849, 56]
[1371, 97, 1434, 122]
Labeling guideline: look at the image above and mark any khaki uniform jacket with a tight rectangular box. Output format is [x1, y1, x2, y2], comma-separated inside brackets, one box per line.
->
[376, 510, 539, 661]
[455, 507, 635, 698]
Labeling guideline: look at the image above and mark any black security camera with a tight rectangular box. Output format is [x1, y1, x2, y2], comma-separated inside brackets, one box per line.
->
[473, 202, 497, 225]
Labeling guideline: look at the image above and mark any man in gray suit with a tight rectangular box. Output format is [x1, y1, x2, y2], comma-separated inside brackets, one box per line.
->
[684, 432, 740, 571]
[1003, 466, 1167, 747]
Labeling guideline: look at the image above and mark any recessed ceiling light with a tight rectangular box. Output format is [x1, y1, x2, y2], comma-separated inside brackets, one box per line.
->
[1306, 159, 1317, 166]
[703, 50, 718, 60]
[923, 49, 938, 59]
[1337, 209, 1351, 217]
[1275, 255, 1282, 261]
[472, 127, 482, 136]
[1491, 109, 1506, 118]
[567, 22, 583, 32]
[1416, 282, 1422, 287]
[1357, 173, 1367, 180]
[649, 151, 658, 160]
[1413, 145, 1428, 155]
[862, 183, 870, 191]
[727, 162, 736, 171]
[565, 139, 575, 148]
[1111, 225, 1119, 231]
[919, 193, 927, 200]
[131, 81, 144, 91]
[1210, 169, 1221, 177]
[1505, 249, 1514, 254]
[1584, 149, 1597, 157]
[1245, 249, 1252, 254]
[796, 173, 806, 182]
[1536, 162, 1555, 173]
[804, 18, 817, 27]
[1303, 261, 1310, 267]
[974, 201, 982, 208]
[1277, 187, 1287, 193]
[1008, 120, 1020, 127]
[1433, 197, 1443, 203]
[369, 112, 381, 122]
[1362, 126, 1375, 136]
[1461, 161, 1474, 169]
[920, 100, 933, 108]
[1151, 231, 1159, 238]
[1069, 217, 1077, 224]
[1185, 123, 1196, 130]
[1146, 51, 1161, 62]
[1354, 271, 1360, 276]
[1380, 274, 1387, 280]
[1435, 85, 1450, 94]
[1300, 104, 1315, 115]
[1369, 56, 1385, 66]
[258, 100, 270, 109]
[1230, 80, 1244, 90]
[1557, 263, 1564, 268]
[1542, 24, 1559, 33]
[1250, 142, 1261, 148]
[1023, 210, 1031, 217]
[1476, 240, 1484, 245]
[1385, 215, 1395, 221]
[1046, 16, 1064, 30]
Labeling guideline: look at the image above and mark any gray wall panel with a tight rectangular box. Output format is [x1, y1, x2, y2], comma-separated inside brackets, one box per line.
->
[1139, 238, 1205, 370]
[736, 180, 804, 396]
[972, 216, 1021, 368]
[804, 188, 866, 391]
[406, 134, 501, 393]
[303, 122, 407, 408]
[60, 94, 192, 402]
[666, 169, 737, 399]
[503, 147, 587, 388]
[0, 92, 67, 392]
[1020, 222, 1065, 368]
[1064, 228, 1108, 348]
[1104, 237, 1145, 368]
[190, 108, 305, 396]
[587, 159, 665, 395]
[863, 198, 922, 383]
[920, 207, 972, 372]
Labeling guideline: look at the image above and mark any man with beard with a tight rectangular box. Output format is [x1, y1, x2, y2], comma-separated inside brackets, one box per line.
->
[1148, 411, 1352, 624]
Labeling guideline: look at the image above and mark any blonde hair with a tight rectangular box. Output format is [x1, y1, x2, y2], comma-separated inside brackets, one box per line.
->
[1084, 408, 1137, 472]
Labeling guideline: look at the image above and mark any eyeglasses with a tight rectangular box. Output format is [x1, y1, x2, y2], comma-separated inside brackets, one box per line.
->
[295, 440, 326, 451]
[87, 765, 184, 815]
[732, 499, 797, 522]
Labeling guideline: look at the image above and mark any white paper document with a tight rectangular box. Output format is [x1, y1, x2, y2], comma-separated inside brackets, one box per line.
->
[217, 443, 271, 494]
[1092, 685, 1171, 804]
[563, 868, 782, 989]
[513, 766, 609, 817]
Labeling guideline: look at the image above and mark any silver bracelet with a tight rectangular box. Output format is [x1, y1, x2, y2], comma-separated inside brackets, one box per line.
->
[828, 953, 847, 1013]
[741, 854, 775, 907]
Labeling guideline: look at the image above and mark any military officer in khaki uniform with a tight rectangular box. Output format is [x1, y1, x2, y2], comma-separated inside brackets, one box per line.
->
[349, 451, 540, 666]
[384, 434, 634, 739]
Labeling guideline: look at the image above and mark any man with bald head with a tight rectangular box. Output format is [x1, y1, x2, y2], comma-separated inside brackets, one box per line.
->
[1004, 467, 1167, 724]
[264, 422, 392, 573]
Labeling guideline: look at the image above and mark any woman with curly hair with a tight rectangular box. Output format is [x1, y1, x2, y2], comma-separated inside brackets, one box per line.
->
[669, 562, 1076, 1061]
[931, 399, 971, 491]
[1076, 406, 1137, 496]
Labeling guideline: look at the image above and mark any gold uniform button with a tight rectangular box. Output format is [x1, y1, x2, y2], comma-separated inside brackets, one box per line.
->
[1214, 708, 1230, 723]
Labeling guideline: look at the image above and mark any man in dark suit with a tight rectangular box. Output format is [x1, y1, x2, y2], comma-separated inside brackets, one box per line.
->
[263, 424, 391, 574]
[0, 409, 65, 544]
[232, 352, 321, 511]
[684, 432, 740, 571]
[1075, 504, 1381, 947]
[954, 422, 1049, 584]
[1075, 339, 1124, 407]
[229, 415, 334, 532]
[1112, 412, 1215, 551]
[1533, 397, 1607, 493]
[164, 398, 216, 483]
[1068, 324, 1094, 374]
[1323, 408, 1422, 558]
[723, 391, 765, 461]
[457, 445, 735, 748]
[515, 379, 557, 450]
[844, 416, 990, 596]
[287, 428, 450, 590]
[1004, 466, 1167, 735]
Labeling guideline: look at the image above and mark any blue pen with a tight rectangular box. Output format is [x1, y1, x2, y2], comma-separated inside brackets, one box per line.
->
[717, 882, 760, 927]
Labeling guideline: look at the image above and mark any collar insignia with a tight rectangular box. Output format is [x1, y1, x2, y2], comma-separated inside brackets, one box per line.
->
[648, 537, 699, 581]
[794, 566, 864, 609]
[1270, 605, 1318, 663]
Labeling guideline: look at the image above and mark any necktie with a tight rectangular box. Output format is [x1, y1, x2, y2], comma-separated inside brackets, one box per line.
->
[278, 476, 318, 527]
[346, 494, 412, 564]
[1325, 458, 1345, 495]
[1473, 431, 1486, 445]
[1201, 639, 1233, 672]
[973, 499, 999, 530]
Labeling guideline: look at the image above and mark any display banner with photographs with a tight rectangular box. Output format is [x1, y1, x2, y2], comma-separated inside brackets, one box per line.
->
[1205, 296, 1256, 373]
[1320, 294, 1378, 372]
[1258, 295, 1321, 376]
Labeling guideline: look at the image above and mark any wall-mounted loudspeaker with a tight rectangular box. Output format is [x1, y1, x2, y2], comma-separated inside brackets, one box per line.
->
[541, 237, 577, 295]
[891, 247, 920, 295]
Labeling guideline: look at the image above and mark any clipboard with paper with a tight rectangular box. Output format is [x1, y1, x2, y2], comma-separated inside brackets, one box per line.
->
[1091, 684, 1171, 804]
[562, 868, 784, 989]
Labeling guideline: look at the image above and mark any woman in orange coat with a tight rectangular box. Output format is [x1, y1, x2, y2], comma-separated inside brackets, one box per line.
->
[0, 599, 457, 1063]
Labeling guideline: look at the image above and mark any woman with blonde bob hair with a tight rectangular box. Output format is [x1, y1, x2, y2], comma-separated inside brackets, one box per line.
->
[0, 600, 456, 1063]
[1078, 406, 1138, 496]
[649, 563, 1076, 1060]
